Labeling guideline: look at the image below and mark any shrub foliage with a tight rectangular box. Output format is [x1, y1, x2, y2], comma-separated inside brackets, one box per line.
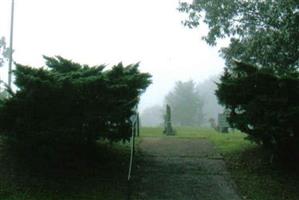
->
[0, 56, 151, 148]
[216, 61, 299, 157]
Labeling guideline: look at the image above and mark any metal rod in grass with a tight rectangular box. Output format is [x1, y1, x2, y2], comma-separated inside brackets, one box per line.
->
[128, 105, 138, 181]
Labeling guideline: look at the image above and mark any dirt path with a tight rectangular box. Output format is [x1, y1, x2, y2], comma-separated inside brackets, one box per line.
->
[131, 137, 241, 200]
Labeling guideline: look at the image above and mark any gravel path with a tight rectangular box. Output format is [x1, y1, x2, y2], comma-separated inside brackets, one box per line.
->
[131, 137, 241, 200]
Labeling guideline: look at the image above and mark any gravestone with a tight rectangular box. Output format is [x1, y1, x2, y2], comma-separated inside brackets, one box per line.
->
[218, 110, 230, 133]
[163, 104, 175, 135]
[209, 118, 218, 131]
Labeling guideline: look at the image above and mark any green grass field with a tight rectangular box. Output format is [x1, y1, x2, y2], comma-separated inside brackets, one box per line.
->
[140, 126, 253, 154]
[140, 127, 299, 200]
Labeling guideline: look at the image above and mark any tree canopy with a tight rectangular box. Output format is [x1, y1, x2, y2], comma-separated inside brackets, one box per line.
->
[0, 56, 151, 150]
[179, 0, 299, 72]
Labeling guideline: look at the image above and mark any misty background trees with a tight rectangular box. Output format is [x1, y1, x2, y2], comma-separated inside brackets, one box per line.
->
[140, 105, 164, 127]
[0, 37, 11, 99]
[197, 76, 223, 121]
[140, 77, 223, 127]
[0, 37, 10, 68]
[0, 36, 14, 98]
[165, 80, 203, 126]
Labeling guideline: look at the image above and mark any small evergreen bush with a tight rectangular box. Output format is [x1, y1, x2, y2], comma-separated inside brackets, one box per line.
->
[0, 56, 151, 154]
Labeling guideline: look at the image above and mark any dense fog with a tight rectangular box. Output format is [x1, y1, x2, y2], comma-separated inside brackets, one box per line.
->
[140, 75, 223, 127]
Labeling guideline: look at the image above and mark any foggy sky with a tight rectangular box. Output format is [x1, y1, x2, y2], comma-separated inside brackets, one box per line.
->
[0, 0, 227, 111]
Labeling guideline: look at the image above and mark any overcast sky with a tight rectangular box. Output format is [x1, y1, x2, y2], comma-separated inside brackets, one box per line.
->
[0, 0, 227, 111]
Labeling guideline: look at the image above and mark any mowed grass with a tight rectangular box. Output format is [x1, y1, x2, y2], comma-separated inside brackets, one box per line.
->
[0, 140, 131, 200]
[140, 127, 299, 200]
[140, 126, 253, 154]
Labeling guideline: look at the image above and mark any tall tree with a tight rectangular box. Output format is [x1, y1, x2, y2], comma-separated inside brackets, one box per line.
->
[179, 0, 299, 157]
[165, 80, 203, 126]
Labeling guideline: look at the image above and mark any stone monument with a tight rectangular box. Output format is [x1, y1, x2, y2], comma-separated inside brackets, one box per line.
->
[163, 104, 175, 135]
[218, 109, 230, 133]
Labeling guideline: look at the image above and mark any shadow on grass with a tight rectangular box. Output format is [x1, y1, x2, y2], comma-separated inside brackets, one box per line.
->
[0, 140, 130, 200]
[224, 146, 299, 200]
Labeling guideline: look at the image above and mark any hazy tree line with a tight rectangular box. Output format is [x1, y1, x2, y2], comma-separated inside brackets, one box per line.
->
[0, 37, 10, 68]
[0, 37, 11, 99]
[140, 77, 223, 127]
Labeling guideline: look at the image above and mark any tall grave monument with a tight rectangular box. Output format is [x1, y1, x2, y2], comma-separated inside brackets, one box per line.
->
[163, 104, 175, 135]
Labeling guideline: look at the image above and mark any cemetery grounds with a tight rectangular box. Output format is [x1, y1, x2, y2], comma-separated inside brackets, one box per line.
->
[0, 127, 298, 199]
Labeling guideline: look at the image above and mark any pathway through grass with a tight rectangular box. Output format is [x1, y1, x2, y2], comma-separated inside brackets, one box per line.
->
[131, 137, 241, 200]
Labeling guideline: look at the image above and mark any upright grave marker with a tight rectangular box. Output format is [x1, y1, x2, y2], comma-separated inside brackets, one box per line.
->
[163, 104, 175, 135]
[218, 109, 230, 133]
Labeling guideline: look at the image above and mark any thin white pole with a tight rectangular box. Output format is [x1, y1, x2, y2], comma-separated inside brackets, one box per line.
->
[127, 122, 135, 181]
[128, 105, 138, 181]
[8, 0, 15, 89]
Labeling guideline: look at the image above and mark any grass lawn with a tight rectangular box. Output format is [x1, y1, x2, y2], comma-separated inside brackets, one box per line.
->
[0, 139, 131, 200]
[140, 127, 299, 200]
